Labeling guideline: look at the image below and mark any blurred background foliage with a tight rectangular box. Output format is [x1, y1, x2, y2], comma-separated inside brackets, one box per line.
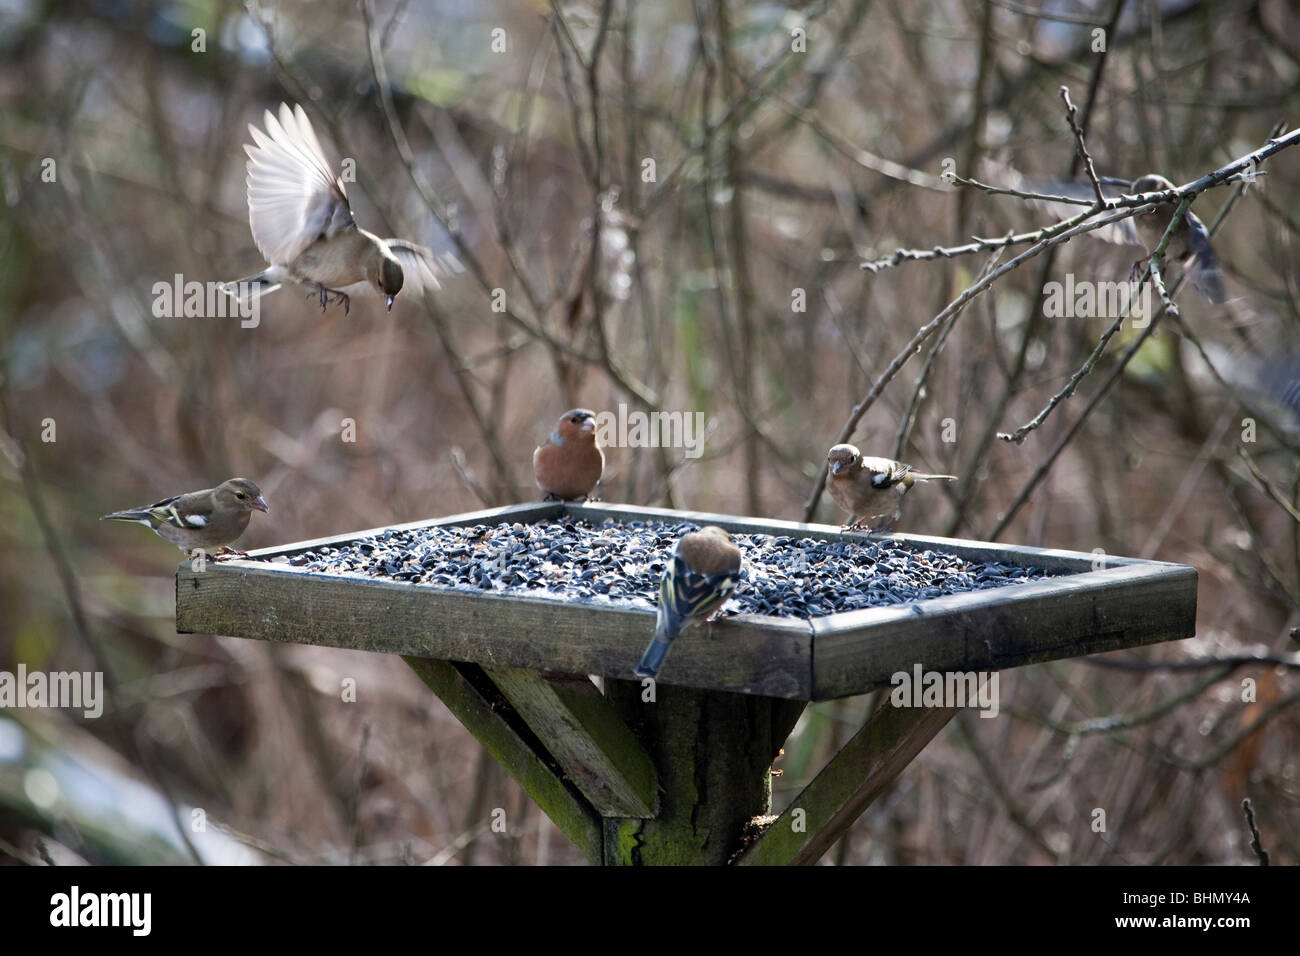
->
[1, 0, 1298, 864]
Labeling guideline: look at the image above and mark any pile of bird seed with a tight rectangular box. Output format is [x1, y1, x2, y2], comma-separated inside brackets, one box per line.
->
[266, 518, 1058, 619]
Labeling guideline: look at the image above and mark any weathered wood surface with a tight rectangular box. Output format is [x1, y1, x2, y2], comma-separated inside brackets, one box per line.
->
[176, 501, 1197, 700]
[738, 701, 959, 866]
[811, 561, 1198, 699]
[601, 680, 784, 865]
[178, 560, 812, 698]
[403, 657, 603, 862]
[484, 667, 658, 818]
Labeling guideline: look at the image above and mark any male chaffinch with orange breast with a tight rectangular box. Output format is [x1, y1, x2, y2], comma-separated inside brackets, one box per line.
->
[826, 444, 955, 532]
[635, 526, 742, 680]
[101, 478, 269, 558]
[533, 409, 605, 501]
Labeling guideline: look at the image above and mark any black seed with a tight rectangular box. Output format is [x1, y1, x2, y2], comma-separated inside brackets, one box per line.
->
[246, 518, 1060, 620]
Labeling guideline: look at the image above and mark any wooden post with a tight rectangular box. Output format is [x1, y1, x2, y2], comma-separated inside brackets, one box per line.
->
[599, 680, 798, 865]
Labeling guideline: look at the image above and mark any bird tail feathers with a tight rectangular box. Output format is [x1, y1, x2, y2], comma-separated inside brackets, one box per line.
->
[101, 509, 154, 525]
[1189, 256, 1225, 304]
[222, 270, 283, 301]
[635, 607, 685, 679]
[912, 473, 957, 482]
[635, 638, 673, 680]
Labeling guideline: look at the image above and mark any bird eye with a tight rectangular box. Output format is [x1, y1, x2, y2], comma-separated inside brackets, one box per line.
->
[236, 493, 246, 499]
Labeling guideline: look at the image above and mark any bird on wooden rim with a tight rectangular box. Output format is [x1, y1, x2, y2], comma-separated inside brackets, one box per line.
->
[223, 102, 458, 315]
[533, 409, 605, 501]
[102, 478, 268, 558]
[635, 526, 743, 680]
[825, 444, 955, 532]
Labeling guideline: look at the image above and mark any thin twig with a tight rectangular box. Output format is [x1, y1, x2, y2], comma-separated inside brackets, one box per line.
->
[1059, 86, 1105, 203]
[803, 204, 1171, 521]
[1242, 798, 1270, 865]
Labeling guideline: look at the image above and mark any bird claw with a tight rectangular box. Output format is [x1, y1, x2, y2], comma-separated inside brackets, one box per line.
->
[212, 547, 247, 562]
[306, 284, 351, 315]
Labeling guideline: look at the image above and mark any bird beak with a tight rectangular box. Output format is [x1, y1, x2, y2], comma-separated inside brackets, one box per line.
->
[385, 295, 395, 311]
[252, 497, 269, 513]
[830, 461, 843, 475]
[580, 416, 596, 434]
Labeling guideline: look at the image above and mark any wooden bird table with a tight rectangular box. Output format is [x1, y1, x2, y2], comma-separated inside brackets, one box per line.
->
[175, 501, 1197, 865]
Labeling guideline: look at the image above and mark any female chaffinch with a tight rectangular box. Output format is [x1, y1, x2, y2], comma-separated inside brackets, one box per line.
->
[102, 478, 269, 558]
[635, 526, 742, 680]
[224, 103, 455, 313]
[1127, 174, 1224, 303]
[825, 444, 954, 532]
[533, 409, 605, 501]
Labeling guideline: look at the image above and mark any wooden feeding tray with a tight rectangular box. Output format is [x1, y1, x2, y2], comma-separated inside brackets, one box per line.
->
[174, 501, 1197, 865]
[176, 501, 1197, 700]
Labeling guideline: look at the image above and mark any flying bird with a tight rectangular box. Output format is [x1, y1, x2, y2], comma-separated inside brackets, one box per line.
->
[1125, 174, 1224, 303]
[825, 444, 955, 532]
[985, 163, 1226, 302]
[635, 526, 743, 680]
[224, 103, 457, 314]
[102, 478, 269, 558]
[533, 409, 605, 501]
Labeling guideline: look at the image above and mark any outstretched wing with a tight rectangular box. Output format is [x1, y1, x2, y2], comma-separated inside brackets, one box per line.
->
[245, 103, 354, 265]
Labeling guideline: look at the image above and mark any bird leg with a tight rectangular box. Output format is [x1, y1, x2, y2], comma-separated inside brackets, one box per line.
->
[870, 503, 905, 534]
[305, 283, 351, 316]
[306, 283, 330, 311]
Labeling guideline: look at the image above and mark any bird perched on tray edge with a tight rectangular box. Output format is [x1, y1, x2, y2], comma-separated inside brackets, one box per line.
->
[102, 478, 269, 559]
[223, 102, 456, 315]
[635, 526, 743, 680]
[533, 409, 605, 501]
[826, 444, 955, 532]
